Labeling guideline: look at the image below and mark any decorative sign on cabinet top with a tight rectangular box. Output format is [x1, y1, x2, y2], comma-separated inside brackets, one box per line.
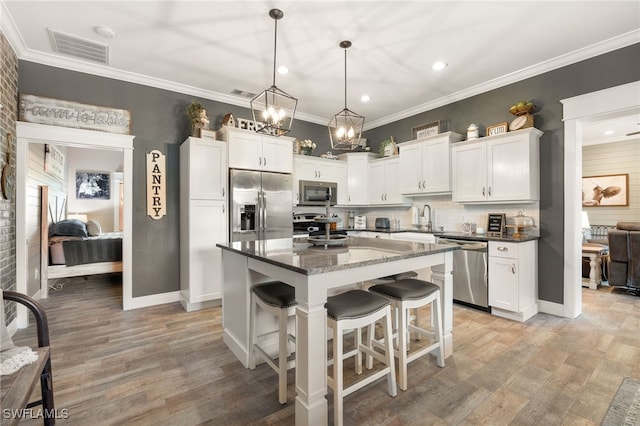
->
[19, 94, 132, 135]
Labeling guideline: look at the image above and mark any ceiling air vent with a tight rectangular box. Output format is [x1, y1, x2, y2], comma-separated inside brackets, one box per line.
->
[48, 29, 109, 65]
[231, 89, 256, 99]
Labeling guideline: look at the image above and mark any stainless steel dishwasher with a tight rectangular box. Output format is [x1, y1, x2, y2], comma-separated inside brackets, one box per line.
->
[437, 237, 489, 311]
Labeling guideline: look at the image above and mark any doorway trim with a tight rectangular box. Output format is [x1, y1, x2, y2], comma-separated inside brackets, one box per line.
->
[16, 122, 134, 326]
[561, 80, 640, 318]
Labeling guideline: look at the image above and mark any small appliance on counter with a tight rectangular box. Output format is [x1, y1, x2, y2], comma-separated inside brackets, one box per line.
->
[506, 211, 536, 238]
[354, 215, 367, 230]
[375, 217, 390, 229]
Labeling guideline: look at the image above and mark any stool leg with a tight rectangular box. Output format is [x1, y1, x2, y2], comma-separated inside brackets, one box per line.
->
[434, 295, 445, 368]
[397, 302, 409, 391]
[248, 292, 258, 370]
[278, 309, 288, 404]
[333, 321, 344, 426]
[365, 323, 374, 370]
[382, 307, 397, 397]
[355, 328, 363, 375]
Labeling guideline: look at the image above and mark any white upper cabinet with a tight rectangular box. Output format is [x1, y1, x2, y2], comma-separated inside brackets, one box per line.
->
[217, 127, 293, 173]
[180, 137, 227, 200]
[368, 156, 404, 205]
[338, 152, 378, 206]
[452, 128, 542, 204]
[398, 132, 463, 195]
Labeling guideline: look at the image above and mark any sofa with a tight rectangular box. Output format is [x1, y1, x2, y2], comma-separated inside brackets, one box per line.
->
[607, 222, 640, 295]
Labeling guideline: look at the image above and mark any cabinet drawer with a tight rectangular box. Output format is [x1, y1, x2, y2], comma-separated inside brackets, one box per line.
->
[489, 241, 519, 258]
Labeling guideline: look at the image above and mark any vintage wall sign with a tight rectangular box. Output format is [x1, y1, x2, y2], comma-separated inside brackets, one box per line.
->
[19, 94, 131, 135]
[44, 144, 65, 180]
[146, 150, 166, 220]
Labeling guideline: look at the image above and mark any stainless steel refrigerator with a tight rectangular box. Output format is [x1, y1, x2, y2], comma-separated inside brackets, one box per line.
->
[229, 169, 293, 242]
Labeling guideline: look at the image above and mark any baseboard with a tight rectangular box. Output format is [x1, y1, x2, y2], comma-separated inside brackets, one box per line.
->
[125, 291, 180, 310]
[178, 297, 221, 312]
[537, 299, 567, 317]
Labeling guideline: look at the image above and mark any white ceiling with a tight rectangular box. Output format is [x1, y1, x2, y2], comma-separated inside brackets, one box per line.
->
[2, 1, 639, 137]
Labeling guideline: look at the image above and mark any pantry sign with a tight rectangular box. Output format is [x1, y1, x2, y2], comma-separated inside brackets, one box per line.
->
[146, 150, 166, 220]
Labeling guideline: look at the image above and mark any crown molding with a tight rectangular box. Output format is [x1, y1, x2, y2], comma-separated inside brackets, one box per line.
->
[3, 3, 637, 131]
[364, 29, 640, 130]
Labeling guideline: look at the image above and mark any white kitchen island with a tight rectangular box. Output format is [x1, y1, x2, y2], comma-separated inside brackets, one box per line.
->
[217, 237, 458, 426]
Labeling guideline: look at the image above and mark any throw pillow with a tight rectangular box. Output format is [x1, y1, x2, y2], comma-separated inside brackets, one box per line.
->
[86, 219, 102, 236]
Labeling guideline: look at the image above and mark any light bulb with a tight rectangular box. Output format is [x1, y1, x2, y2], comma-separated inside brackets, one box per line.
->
[262, 110, 269, 119]
[279, 109, 286, 119]
[337, 127, 345, 138]
[348, 127, 354, 138]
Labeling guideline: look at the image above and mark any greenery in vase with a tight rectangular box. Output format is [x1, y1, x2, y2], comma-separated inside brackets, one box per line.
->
[299, 139, 316, 155]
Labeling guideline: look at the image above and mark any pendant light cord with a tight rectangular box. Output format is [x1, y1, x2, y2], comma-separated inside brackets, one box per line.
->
[272, 17, 278, 87]
[344, 47, 348, 109]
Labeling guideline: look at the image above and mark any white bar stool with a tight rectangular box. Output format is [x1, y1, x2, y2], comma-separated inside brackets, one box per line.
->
[368, 279, 444, 391]
[325, 289, 397, 426]
[248, 281, 296, 404]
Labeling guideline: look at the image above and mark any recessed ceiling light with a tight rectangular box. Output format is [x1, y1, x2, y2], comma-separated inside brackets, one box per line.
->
[94, 26, 116, 38]
[361, 95, 370, 103]
[604, 130, 614, 135]
[432, 61, 447, 71]
[277, 66, 289, 75]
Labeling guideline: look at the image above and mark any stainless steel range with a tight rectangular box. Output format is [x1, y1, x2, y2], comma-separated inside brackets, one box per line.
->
[293, 212, 324, 234]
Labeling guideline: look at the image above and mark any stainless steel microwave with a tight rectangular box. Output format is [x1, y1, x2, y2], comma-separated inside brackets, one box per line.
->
[299, 180, 337, 206]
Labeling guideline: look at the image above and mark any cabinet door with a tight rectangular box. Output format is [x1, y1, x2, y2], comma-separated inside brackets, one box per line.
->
[384, 158, 403, 204]
[262, 136, 293, 173]
[452, 143, 487, 202]
[487, 137, 532, 201]
[347, 156, 369, 205]
[488, 256, 519, 311]
[294, 156, 318, 181]
[187, 199, 226, 302]
[368, 161, 387, 204]
[228, 131, 262, 170]
[334, 162, 348, 205]
[422, 139, 450, 193]
[399, 143, 423, 194]
[189, 139, 227, 200]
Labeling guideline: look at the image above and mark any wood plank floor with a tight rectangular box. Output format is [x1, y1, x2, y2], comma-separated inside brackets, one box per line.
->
[9, 274, 640, 425]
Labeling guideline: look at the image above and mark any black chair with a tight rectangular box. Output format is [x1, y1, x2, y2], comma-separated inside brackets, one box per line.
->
[2, 291, 55, 425]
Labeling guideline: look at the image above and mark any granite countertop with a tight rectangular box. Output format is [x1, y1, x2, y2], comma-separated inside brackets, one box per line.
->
[217, 237, 459, 275]
[347, 227, 540, 243]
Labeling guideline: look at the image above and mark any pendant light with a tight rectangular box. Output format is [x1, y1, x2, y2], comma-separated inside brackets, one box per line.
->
[250, 8, 297, 136]
[329, 41, 364, 150]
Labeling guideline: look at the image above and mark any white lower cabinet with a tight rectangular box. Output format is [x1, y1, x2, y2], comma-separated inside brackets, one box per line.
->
[389, 232, 436, 244]
[488, 240, 538, 322]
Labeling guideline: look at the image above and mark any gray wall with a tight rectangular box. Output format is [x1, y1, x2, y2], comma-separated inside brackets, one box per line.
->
[363, 43, 640, 304]
[18, 62, 328, 297]
[18, 43, 640, 302]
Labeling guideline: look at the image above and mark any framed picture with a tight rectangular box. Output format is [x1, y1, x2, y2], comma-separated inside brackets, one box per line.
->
[76, 171, 110, 199]
[486, 122, 508, 137]
[411, 121, 440, 139]
[582, 174, 628, 207]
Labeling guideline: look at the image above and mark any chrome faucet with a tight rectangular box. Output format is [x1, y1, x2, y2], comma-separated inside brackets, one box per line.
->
[422, 204, 433, 232]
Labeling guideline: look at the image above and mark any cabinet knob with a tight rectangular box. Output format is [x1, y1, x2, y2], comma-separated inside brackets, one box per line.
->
[263, 157, 267, 166]
[422, 180, 426, 189]
[222, 204, 225, 213]
[497, 246, 508, 252]
[511, 264, 516, 274]
[222, 188, 225, 197]
[258, 157, 262, 165]
[482, 187, 485, 196]
[488, 186, 492, 196]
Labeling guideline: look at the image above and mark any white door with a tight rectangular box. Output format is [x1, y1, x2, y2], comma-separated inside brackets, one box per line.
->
[399, 143, 423, 194]
[422, 139, 450, 193]
[228, 131, 262, 170]
[488, 256, 519, 312]
[190, 139, 227, 200]
[487, 137, 531, 201]
[262, 136, 293, 173]
[384, 158, 403, 204]
[452, 143, 487, 202]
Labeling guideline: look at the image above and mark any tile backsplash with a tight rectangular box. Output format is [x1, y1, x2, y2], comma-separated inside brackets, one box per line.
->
[330, 194, 540, 236]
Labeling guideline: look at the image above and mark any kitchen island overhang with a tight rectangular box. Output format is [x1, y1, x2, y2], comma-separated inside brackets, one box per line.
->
[217, 236, 458, 426]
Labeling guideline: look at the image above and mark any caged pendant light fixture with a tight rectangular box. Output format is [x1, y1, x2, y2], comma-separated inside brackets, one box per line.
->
[328, 40, 364, 150]
[250, 8, 297, 136]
